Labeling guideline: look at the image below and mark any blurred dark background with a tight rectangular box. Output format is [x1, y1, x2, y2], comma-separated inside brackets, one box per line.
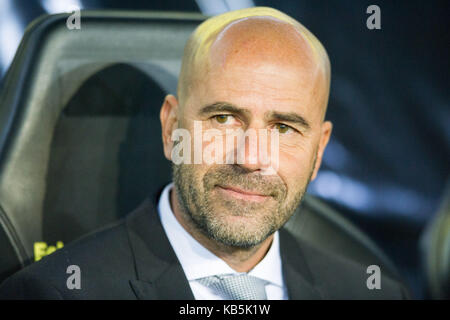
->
[0, 0, 448, 299]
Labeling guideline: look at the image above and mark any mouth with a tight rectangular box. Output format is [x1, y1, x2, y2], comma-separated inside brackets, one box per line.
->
[215, 185, 271, 202]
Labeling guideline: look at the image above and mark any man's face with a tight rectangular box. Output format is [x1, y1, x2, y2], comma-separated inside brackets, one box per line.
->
[162, 18, 332, 248]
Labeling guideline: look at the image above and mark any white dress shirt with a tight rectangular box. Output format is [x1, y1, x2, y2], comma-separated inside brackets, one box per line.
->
[157, 183, 288, 300]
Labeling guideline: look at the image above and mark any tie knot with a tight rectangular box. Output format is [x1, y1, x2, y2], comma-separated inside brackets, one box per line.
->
[197, 274, 268, 300]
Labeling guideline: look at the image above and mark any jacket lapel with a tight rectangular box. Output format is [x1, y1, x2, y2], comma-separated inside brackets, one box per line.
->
[126, 196, 195, 300]
[279, 228, 323, 300]
[125, 189, 322, 300]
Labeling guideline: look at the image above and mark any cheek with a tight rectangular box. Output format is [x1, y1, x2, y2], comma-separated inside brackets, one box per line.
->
[277, 146, 316, 190]
[279, 139, 314, 169]
[183, 164, 209, 194]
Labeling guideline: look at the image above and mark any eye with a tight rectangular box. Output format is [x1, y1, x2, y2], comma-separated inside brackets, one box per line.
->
[214, 114, 234, 124]
[274, 123, 294, 134]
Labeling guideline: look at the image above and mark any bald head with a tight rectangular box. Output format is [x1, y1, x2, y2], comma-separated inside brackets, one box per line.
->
[178, 7, 331, 115]
[210, 17, 316, 74]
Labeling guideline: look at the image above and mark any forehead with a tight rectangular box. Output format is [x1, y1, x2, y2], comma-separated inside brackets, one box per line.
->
[197, 63, 325, 123]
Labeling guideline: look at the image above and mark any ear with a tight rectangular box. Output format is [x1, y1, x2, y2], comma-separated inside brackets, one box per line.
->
[160, 94, 179, 161]
[310, 121, 332, 181]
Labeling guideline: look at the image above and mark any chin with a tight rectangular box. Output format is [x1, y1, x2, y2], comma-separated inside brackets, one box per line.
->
[203, 212, 274, 246]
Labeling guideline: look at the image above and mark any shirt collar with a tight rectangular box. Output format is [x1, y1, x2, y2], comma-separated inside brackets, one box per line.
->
[157, 183, 284, 287]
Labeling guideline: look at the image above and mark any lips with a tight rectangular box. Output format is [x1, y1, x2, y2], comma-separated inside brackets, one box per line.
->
[216, 185, 271, 202]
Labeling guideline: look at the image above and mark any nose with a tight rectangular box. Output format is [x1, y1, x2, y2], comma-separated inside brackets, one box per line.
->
[228, 127, 278, 174]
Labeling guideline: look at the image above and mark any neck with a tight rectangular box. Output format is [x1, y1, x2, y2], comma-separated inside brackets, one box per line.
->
[170, 188, 273, 273]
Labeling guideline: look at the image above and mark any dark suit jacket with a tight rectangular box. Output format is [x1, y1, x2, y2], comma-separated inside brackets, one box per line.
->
[0, 196, 408, 300]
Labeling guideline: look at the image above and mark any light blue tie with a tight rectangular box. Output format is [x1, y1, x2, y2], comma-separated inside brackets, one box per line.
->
[197, 273, 268, 300]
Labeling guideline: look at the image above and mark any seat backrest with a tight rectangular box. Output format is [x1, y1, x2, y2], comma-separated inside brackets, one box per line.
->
[0, 11, 203, 280]
[0, 11, 399, 284]
[420, 181, 450, 299]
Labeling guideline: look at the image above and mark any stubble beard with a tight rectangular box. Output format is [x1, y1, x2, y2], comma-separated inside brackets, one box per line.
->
[172, 163, 314, 249]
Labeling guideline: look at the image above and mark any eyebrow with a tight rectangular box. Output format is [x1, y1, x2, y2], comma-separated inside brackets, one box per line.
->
[198, 102, 251, 120]
[265, 111, 311, 130]
[198, 101, 310, 129]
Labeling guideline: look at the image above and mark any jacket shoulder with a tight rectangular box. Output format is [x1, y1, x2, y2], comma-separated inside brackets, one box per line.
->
[0, 218, 136, 299]
[297, 238, 409, 299]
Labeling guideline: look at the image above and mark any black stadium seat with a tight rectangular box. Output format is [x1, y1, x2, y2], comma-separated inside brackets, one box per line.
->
[420, 181, 450, 299]
[0, 11, 400, 286]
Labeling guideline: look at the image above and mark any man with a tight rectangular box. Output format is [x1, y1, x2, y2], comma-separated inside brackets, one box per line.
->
[0, 7, 408, 299]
